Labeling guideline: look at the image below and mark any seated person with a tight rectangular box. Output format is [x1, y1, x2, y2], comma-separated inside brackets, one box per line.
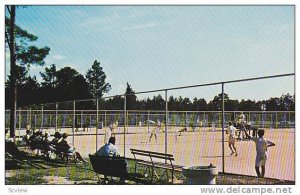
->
[23, 130, 31, 144]
[31, 130, 44, 155]
[5, 129, 14, 142]
[41, 132, 51, 153]
[51, 132, 62, 145]
[58, 133, 87, 162]
[97, 137, 119, 157]
[43, 132, 50, 143]
[96, 137, 125, 182]
[5, 130, 28, 158]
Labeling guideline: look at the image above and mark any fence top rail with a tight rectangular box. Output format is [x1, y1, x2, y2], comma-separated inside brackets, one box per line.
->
[133, 73, 295, 95]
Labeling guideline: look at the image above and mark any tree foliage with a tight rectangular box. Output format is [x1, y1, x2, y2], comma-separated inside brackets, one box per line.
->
[5, 6, 50, 138]
[86, 60, 111, 99]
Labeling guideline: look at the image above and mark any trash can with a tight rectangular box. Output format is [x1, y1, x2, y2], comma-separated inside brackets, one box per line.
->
[182, 164, 218, 184]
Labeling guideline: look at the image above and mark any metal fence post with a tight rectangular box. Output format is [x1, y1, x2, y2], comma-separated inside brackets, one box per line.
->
[55, 103, 58, 132]
[81, 110, 83, 130]
[18, 108, 21, 138]
[34, 114, 37, 130]
[165, 90, 168, 161]
[29, 108, 32, 129]
[124, 95, 127, 157]
[147, 110, 150, 132]
[72, 101, 75, 146]
[104, 110, 107, 129]
[288, 111, 291, 128]
[185, 111, 188, 128]
[221, 83, 225, 173]
[96, 98, 99, 153]
[41, 105, 44, 131]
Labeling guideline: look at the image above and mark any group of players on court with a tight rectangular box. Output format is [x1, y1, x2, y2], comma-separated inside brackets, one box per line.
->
[103, 112, 275, 178]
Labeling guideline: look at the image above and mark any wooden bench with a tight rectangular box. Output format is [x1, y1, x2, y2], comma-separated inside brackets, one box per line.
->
[130, 148, 183, 183]
[89, 154, 128, 183]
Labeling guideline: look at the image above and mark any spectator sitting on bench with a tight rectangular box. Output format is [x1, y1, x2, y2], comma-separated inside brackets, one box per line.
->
[5, 129, 14, 142]
[42, 132, 51, 154]
[97, 137, 120, 157]
[51, 132, 62, 145]
[43, 132, 50, 143]
[58, 133, 87, 162]
[23, 130, 31, 143]
[30, 130, 43, 155]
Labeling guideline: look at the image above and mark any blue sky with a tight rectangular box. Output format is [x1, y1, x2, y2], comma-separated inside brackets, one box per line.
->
[5, 5, 295, 101]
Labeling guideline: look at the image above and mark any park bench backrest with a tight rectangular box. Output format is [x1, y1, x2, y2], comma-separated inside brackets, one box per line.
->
[89, 154, 127, 177]
[130, 148, 175, 163]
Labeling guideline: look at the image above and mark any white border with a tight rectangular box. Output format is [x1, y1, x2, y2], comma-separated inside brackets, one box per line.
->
[1, 1, 298, 195]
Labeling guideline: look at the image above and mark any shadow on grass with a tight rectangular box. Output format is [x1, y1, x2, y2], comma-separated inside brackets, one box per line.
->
[5, 156, 295, 185]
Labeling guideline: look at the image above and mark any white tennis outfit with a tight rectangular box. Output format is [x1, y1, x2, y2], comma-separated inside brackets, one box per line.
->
[252, 137, 273, 166]
[228, 125, 236, 144]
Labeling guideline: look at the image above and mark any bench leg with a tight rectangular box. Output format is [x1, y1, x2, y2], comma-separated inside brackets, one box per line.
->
[134, 163, 137, 178]
[96, 173, 100, 183]
[166, 170, 169, 182]
[153, 170, 159, 180]
[151, 167, 154, 183]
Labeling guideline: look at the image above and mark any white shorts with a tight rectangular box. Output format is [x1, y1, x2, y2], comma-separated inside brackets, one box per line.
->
[151, 128, 157, 134]
[255, 154, 267, 167]
[229, 135, 235, 144]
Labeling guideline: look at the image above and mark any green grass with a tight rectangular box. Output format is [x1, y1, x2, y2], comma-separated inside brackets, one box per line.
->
[5, 155, 294, 185]
[5, 155, 184, 185]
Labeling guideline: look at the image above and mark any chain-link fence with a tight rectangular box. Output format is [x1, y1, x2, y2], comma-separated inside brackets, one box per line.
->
[5, 73, 295, 181]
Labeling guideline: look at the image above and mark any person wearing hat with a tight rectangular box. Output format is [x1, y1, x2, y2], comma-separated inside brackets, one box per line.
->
[58, 133, 87, 162]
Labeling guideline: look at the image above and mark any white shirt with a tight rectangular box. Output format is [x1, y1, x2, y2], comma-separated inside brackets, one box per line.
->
[239, 114, 246, 123]
[252, 137, 272, 154]
[96, 143, 119, 157]
[228, 125, 236, 137]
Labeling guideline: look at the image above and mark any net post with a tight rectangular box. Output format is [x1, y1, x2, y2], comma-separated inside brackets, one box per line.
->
[221, 83, 225, 173]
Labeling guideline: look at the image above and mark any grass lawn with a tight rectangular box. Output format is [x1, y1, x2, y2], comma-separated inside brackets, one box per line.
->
[5, 155, 294, 185]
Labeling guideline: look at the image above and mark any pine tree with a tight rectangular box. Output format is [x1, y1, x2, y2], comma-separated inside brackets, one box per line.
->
[86, 60, 111, 99]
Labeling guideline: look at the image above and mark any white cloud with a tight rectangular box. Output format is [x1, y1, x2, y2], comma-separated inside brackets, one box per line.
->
[52, 54, 66, 61]
[121, 23, 158, 32]
[44, 53, 67, 65]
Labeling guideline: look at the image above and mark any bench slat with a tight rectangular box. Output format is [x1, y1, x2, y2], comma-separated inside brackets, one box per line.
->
[136, 160, 182, 172]
[131, 148, 173, 157]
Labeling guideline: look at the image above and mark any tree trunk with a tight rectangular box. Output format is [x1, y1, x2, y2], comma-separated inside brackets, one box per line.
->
[9, 5, 17, 139]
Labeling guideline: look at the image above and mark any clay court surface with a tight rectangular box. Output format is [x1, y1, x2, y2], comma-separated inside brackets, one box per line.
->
[16, 126, 295, 181]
